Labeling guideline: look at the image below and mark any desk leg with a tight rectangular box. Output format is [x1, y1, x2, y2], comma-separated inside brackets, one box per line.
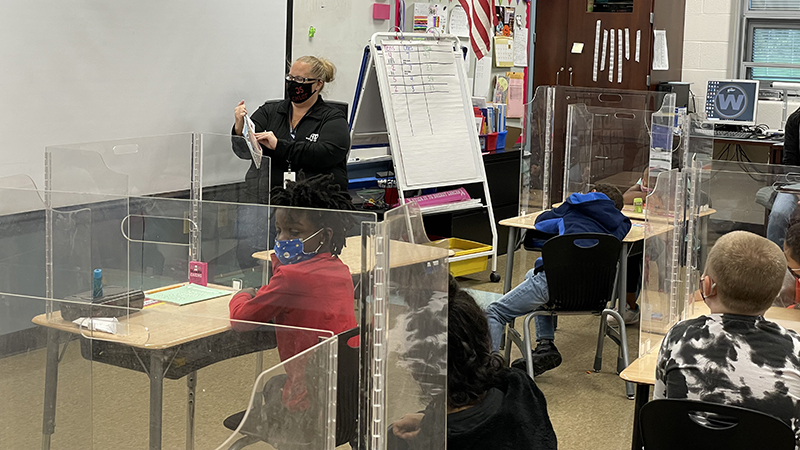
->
[41, 328, 60, 450]
[186, 371, 197, 450]
[630, 383, 650, 450]
[619, 243, 629, 314]
[150, 354, 164, 450]
[261, 260, 269, 286]
[503, 227, 517, 295]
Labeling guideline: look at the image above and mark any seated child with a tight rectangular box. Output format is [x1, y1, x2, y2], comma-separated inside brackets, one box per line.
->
[486, 184, 631, 375]
[780, 223, 800, 308]
[655, 231, 800, 444]
[229, 174, 357, 417]
[389, 277, 557, 450]
[623, 167, 649, 206]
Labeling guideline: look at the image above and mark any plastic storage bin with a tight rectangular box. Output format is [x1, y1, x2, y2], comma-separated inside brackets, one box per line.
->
[430, 238, 492, 277]
[496, 130, 508, 151]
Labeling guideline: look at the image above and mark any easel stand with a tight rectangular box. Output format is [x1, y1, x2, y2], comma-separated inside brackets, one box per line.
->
[351, 32, 500, 281]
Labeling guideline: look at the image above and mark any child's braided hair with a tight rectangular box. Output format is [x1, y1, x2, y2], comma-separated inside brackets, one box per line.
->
[270, 173, 356, 256]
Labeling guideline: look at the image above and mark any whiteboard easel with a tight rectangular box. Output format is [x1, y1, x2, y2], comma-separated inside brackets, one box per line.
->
[351, 32, 500, 282]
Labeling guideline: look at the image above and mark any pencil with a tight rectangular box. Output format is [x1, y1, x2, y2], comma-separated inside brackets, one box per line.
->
[145, 283, 184, 295]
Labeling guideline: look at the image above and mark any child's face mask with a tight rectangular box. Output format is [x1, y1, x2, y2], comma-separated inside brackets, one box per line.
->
[274, 228, 324, 265]
[641, 185, 651, 194]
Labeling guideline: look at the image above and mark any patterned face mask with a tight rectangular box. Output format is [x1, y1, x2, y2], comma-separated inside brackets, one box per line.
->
[274, 228, 324, 265]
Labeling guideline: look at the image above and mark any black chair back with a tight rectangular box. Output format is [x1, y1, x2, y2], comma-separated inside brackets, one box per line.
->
[640, 399, 796, 450]
[335, 327, 360, 447]
[327, 100, 349, 118]
[541, 233, 620, 312]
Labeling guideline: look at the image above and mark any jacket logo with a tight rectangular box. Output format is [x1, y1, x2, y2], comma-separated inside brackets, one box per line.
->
[306, 133, 319, 142]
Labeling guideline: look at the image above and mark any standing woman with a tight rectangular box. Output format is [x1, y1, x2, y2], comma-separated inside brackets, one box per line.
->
[232, 56, 350, 203]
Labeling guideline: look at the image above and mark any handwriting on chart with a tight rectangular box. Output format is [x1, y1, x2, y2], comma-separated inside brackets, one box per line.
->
[383, 43, 459, 137]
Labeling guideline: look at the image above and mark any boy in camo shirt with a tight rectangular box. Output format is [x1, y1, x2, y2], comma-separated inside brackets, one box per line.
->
[655, 231, 800, 444]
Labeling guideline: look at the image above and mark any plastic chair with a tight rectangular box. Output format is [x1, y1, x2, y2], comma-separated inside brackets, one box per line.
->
[223, 327, 360, 449]
[505, 233, 635, 398]
[640, 399, 796, 450]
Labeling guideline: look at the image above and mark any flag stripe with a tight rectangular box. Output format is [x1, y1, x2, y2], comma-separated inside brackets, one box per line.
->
[458, 0, 495, 61]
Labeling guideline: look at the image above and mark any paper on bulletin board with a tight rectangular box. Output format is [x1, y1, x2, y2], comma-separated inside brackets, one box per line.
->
[507, 72, 524, 118]
[473, 50, 494, 98]
[494, 36, 514, 67]
[513, 27, 528, 67]
[413, 3, 447, 33]
[449, 4, 469, 37]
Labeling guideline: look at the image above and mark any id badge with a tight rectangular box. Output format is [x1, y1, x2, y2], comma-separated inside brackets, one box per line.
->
[283, 171, 296, 188]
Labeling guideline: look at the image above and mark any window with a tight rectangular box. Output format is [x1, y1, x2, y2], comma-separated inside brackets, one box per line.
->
[739, 0, 800, 83]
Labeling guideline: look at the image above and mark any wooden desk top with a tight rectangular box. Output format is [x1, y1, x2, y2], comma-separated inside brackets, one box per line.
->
[32, 283, 236, 350]
[620, 305, 800, 385]
[33, 238, 449, 351]
[252, 235, 451, 274]
[499, 212, 671, 243]
[548, 203, 716, 222]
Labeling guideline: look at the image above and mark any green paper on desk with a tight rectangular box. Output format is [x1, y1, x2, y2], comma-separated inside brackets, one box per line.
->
[146, 283, 231, 306]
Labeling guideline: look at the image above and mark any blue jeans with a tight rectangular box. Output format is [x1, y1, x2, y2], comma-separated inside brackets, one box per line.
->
[767, 193, 798, 248]
[485, 268, 555, 352]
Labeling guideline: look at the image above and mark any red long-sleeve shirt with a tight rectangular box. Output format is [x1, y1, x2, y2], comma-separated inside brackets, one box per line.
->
[229, 253, 356, 410]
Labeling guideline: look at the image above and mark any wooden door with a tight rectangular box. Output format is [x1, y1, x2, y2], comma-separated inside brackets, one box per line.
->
[564, 0, 653, 90]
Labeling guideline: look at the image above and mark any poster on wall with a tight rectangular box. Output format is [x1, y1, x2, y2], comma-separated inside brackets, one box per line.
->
[494, 6, 514, 37]
[413, 3, 447, 33]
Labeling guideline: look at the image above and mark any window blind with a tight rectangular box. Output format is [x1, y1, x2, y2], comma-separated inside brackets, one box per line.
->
[751, 27, 800, 81]
[750, 0, 800, 10]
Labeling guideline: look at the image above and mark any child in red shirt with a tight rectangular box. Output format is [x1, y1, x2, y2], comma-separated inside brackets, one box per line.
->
[229, 174, 357, 416]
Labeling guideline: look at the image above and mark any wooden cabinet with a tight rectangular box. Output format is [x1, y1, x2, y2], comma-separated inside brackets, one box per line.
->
[534, 0, 685, 90]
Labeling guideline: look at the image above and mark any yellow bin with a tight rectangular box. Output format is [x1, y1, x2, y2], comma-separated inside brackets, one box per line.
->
[430, 238, 493, 277]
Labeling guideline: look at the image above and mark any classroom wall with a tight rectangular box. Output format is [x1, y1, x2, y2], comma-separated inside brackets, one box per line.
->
[0, 1, 286, 190]
[292, 0, 394, 112]
[681, 0, 800, 128]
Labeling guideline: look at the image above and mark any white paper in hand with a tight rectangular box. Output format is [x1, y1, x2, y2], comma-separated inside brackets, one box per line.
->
[243, 116, 262, 169]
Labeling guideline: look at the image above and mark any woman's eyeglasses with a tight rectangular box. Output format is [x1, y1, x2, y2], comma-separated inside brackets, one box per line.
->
[285, 74, 318, 84]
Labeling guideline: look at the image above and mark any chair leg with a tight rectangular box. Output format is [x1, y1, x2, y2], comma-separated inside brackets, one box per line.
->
[503, 323, 513, 364]
[594, 311, 609, 372]
[228, 435, 260, 450]
[522, 314, 537, 379]
[605, 308, 635, 399]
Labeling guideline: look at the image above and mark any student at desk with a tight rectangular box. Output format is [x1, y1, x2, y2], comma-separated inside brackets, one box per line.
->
[768, 106, 800, 247]
[229, 175, 357, 438]
[655, 231, 800, 446]
[486, 184, 631, 375]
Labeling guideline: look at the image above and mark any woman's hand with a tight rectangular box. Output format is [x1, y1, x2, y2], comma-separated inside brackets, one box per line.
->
[391, 413, 424, 440]
[234, 100, 248, 136]
[255, 131, 278, 150]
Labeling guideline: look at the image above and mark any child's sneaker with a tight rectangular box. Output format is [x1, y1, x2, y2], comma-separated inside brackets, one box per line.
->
[607, 304, 640, 326]
[512, 340, 562, 376]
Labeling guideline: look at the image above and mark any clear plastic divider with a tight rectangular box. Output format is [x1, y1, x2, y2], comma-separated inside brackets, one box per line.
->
[361, 202, 450, 450]
[45, 133, 270, 204]
[521, 86, 666, 214]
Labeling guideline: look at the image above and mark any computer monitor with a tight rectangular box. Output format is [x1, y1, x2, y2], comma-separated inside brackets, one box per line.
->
[705, 79, 760, 126]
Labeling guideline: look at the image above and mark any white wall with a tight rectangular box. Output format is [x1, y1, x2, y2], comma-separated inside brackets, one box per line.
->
[0, 1, 286, 189]
[681, 0, 799, 128]
[293, 0, 394, 112]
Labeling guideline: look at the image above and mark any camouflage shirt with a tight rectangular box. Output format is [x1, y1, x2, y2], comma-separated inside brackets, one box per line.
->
[655, 313, 800, 444]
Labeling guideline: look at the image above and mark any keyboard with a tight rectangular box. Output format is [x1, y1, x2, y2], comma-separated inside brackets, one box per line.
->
[714, 130, 754, 139]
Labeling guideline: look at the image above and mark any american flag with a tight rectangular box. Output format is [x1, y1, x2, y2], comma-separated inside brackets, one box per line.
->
[457, 0, 498, 60]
